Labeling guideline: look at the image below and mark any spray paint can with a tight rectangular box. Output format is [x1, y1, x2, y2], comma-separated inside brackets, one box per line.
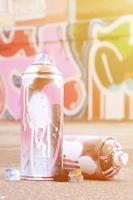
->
[21, 54, 63, 180]
[63, 136, 128, 180]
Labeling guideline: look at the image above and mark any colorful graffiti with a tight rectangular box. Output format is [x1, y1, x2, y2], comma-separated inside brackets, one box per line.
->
[0, 29, 37, 56]
[0, 0, 133, 121]
[0, 25, 86, 120]
[88, 16, 133, 120]
[66, 14, 133, 120]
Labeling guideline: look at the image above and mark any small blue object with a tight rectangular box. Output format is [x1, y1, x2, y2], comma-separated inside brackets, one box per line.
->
[5, 168, 20, 181]
[34, 53, 49, 63]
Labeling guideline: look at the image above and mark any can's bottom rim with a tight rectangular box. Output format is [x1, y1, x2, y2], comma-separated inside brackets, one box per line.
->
[21, 176, 53, 181]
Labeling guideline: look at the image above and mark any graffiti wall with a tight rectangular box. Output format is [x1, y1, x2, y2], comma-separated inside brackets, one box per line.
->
[0, 0, 133, 121]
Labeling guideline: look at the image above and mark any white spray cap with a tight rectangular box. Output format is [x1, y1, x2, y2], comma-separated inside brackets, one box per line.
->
[33, 53, 51, 64]
[113, 151, 128, 166]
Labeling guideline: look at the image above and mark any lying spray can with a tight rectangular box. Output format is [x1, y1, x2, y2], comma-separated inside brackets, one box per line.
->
[21, 54, 63, 180]
[63, 136, 128, 180]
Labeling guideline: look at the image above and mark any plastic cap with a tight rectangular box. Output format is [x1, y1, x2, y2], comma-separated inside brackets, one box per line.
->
[5, 168, 20, 181]
[34, 53, 50, 64]
[113, 151, 128, 166]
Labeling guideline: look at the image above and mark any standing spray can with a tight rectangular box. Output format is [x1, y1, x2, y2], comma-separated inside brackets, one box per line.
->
[63, 136, 128, 180]
[21, 54, 63, 180]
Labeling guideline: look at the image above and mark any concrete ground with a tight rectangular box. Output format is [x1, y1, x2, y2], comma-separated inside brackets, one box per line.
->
[0, 121, 133, 200]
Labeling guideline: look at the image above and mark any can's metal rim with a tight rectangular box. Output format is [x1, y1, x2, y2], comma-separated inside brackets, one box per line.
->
[21, 64, 63, 77]
[97, 136, 119, 180]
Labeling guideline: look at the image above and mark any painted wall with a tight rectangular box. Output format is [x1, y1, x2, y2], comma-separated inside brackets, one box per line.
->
[0, 0, 133, 121]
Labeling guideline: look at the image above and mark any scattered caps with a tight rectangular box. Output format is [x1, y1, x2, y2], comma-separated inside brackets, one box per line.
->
[68, 169, 84, 183]
[5, 168, 20, 181]
[53, 169, 84, 182]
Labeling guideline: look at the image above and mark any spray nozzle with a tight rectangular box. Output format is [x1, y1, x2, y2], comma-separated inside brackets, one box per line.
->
[34, 54, 50, 64]
[113, 151, 128, 166]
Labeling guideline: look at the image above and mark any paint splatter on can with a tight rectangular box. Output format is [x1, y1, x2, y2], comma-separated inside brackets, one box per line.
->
[63, 136, 128, 180]
[21, 54, 63, 180]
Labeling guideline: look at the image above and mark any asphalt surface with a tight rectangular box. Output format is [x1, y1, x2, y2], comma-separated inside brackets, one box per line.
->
[0, 122, 133, 200]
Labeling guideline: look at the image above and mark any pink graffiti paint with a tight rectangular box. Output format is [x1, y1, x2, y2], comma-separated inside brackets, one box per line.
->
[39, 25, 79, 78]
[39, 25, 86, 116]
[0, 75, 5, 114]
[0, 57, 35, 119]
